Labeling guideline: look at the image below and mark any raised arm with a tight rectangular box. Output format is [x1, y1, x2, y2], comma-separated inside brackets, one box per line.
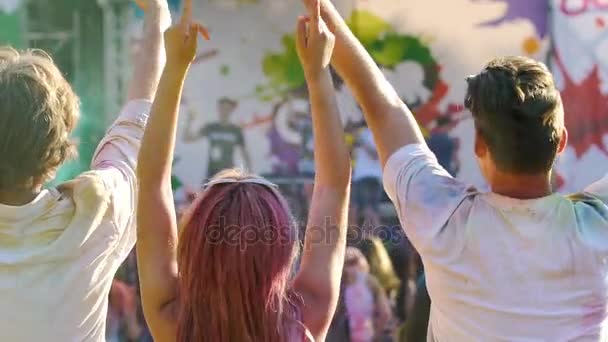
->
[92, 0, 168, 170]
[291, 2, 351, 340]
[182, 108, 205, 143]
[89, 1, 169, 260]
[128, 0, 170, 101]
[240, 144, 253, 170]
[136, 1, 208, 340]
[308, 0, 425, 166]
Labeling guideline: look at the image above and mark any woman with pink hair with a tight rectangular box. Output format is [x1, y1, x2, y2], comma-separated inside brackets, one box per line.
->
[135, 0, 351, 341]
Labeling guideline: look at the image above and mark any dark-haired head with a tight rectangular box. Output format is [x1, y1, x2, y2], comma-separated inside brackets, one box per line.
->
[465, 56, 567, 192]
[218, 97, 238, 122]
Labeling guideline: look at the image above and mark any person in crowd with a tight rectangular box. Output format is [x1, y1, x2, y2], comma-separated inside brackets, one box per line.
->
[107, 279, 142, 342]
[183, 97, 253, 178]
[351, 126, 383, 227]
[135, 1, 351, 341]
[426, 129, 459, 177]
[0, 0, 167, 340]
[398, 275, 431, 342]
[314, 0, 608, 339]
[326, 288, 351, 342]
[342, 247, 393, 342]
[357, 236, 401, 301]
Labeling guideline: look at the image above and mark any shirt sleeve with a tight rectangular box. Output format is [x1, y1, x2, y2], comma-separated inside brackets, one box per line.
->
[90, 99, 151, 259]
[383, 144, 473, 254]
[584, 174, 608, 203]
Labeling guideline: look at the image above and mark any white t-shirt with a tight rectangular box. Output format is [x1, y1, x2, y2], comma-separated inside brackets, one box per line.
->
[353, 128, 383, 181]
[0, 100, 150, 342]
[384, 144, 608, 341]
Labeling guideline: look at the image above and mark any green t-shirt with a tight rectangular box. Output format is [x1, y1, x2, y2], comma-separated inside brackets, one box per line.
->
[201, 122, 245, 177]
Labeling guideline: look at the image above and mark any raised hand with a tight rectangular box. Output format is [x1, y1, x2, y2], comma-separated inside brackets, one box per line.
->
[164, 0, 210, 71]
[295, 0, 335, 80]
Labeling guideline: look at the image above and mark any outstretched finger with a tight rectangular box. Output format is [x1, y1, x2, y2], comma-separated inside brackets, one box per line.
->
[306, 0, 321, 30]
[194, 23, 210, 41]
[314, 0, 321, 25]
[296, 16, 308, 50]
[180, 0, 193, 28]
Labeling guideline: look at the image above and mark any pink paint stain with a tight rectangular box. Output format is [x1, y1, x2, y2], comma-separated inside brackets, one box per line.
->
[582, 297, 608, 328]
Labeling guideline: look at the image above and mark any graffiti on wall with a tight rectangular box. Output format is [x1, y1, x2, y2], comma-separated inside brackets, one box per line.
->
[550, 0, 608, 192]
[124, 0, 552, 189]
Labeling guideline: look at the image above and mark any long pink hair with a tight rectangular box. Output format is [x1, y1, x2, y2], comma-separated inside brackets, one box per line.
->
[176, 169, 302, 341]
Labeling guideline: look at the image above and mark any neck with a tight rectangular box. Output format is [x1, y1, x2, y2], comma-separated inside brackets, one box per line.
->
[0, 187, 42, 206]
[489, 171, 552, 199]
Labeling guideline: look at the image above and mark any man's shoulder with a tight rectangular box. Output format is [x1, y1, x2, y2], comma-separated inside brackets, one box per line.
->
[57, 170, 114, 210]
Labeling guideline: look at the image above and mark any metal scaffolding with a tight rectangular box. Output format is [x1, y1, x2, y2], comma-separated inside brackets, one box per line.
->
[97, 0, 132, 123]
[24, 0, 81, 84]
[24, 0, 133, 122]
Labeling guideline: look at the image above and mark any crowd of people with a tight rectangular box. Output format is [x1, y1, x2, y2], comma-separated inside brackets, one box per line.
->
[1, 0, 608, 341]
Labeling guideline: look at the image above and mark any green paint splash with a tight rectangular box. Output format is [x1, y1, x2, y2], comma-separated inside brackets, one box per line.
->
[257, 10, 440, 102]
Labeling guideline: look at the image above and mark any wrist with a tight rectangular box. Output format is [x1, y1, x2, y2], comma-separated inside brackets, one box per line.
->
[319, 0, 341, 32]
[305, 67, 333, 88]
[164, 63, 190, 79]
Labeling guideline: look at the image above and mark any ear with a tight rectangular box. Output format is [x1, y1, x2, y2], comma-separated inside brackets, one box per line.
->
[474, 129, 487, 158]
[557, 128, 568, 154]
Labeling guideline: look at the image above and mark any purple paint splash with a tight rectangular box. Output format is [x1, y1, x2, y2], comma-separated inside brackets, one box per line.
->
[474, 0, 549, 38]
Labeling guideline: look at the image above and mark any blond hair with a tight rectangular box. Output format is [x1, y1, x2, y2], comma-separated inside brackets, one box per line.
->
[360, 237, 401, 295]
[0, 46, 79, 190]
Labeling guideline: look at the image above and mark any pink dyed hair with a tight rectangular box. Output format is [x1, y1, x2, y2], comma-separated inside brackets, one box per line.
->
[176, 169, 302, 341]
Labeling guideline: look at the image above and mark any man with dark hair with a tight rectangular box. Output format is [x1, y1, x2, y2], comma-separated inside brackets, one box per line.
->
[465, 57, 564, 176]
[310, 0, 608, 339]
[184, 97, 252, 178]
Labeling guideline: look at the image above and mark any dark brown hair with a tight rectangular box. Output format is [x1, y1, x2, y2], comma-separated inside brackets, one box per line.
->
[465, 56, 564, 174]
[0, 47, 79, 190]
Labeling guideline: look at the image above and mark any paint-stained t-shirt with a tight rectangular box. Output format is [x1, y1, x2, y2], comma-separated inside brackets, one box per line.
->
[384, 144, 608, 341]
[0, 100, 150, 342]
[201, 123, 244, 177]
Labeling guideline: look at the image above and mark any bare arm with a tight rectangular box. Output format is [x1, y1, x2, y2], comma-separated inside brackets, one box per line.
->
[182, 109, 205, 143]
[136, 1, 207, 340]
[313, 0, 425, 166]
[136, 66, 183, 341]
[127, 1, 170, 101]
[241, 145, 253, 170]
[90, 0, 169, 261]
[291, 3, 351, 340]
